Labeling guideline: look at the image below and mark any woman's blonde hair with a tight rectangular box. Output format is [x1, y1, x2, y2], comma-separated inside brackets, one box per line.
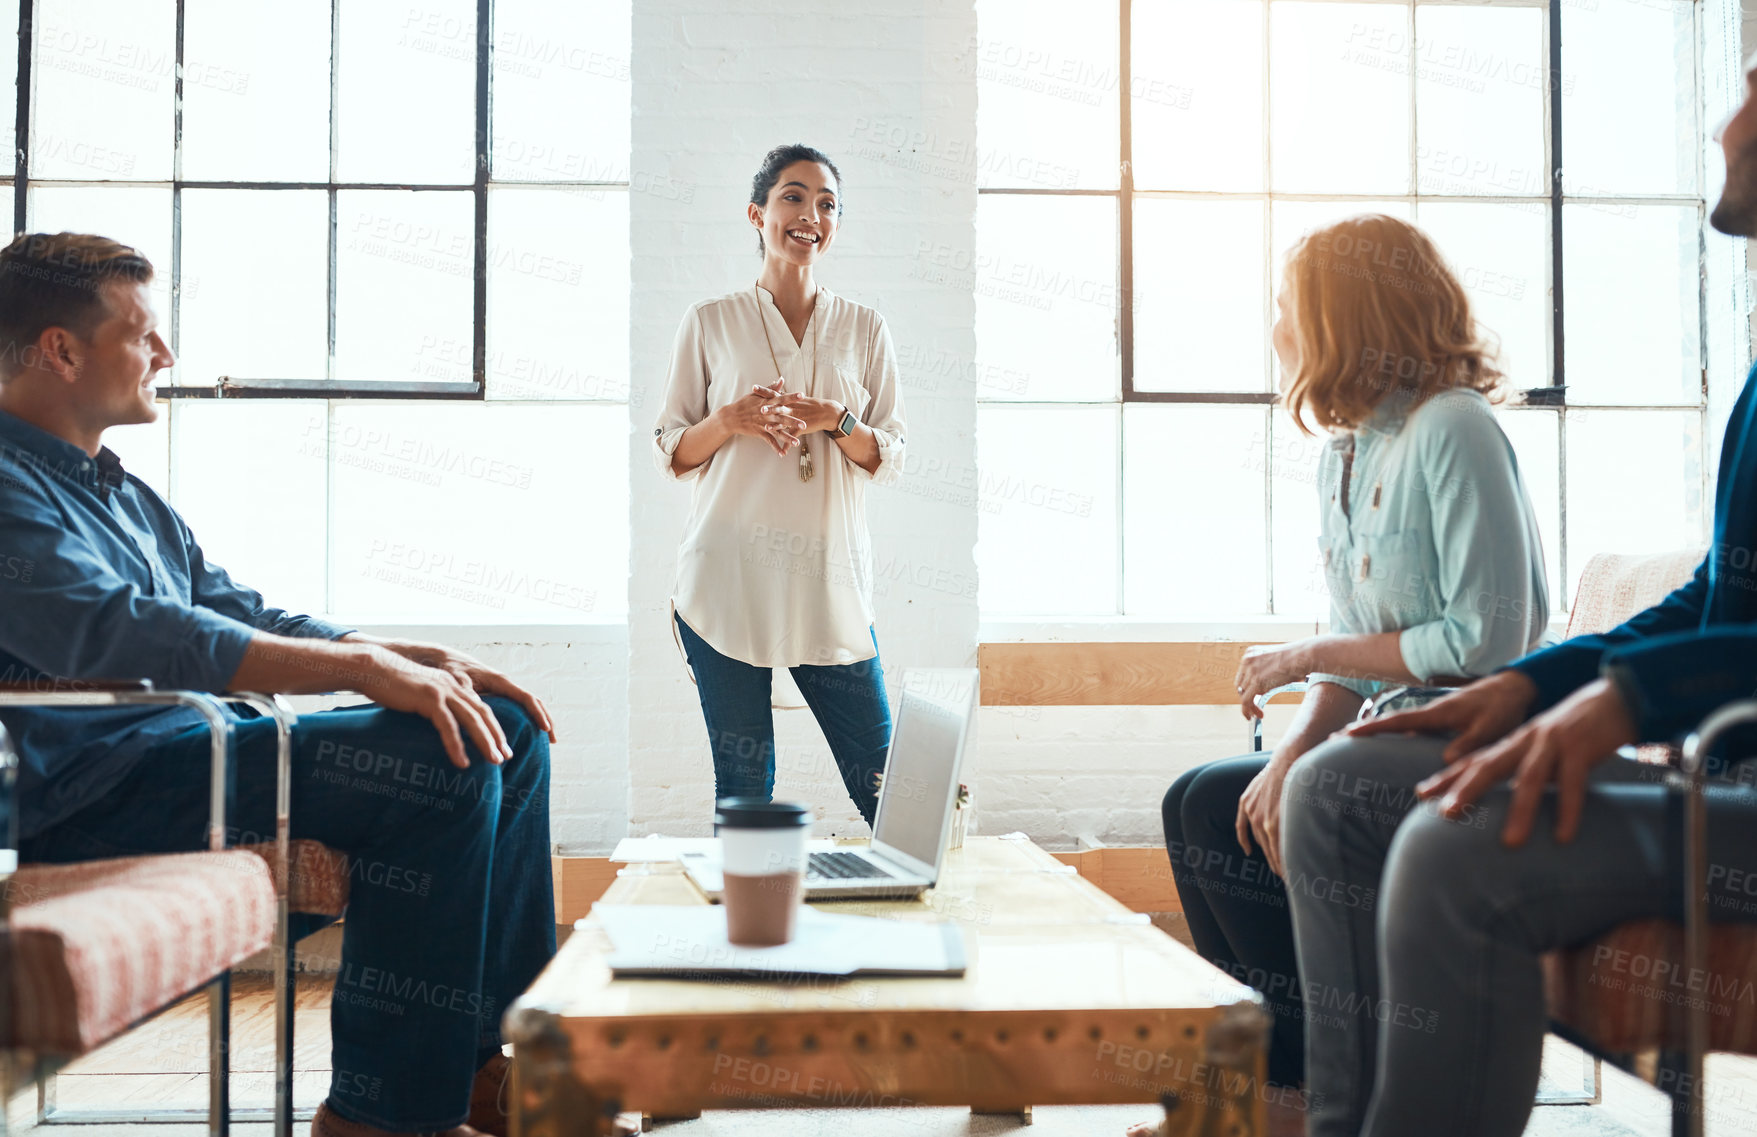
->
[1280, 213, 1502, 435]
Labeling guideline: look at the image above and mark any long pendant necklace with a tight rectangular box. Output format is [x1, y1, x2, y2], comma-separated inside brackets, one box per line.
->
[755, 283, 818, 483]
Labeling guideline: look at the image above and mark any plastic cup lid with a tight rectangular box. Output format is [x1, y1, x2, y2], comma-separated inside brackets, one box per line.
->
[714, 797, 812, 830]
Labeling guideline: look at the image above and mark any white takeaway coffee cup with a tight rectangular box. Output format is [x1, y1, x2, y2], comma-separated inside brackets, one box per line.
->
[714, 798, 811, 946]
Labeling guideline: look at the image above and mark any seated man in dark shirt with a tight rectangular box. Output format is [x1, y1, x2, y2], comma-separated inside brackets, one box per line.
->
[0, 231, 553, 1137]
[1273, 56, 1757, 1137]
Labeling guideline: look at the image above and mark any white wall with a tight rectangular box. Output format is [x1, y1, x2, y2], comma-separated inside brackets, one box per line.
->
[625, 0, 982, 841]
[349, 626, 628, 853]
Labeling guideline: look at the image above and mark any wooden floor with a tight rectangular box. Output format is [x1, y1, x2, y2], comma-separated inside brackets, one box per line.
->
[12, 966, 1757, 1136]
[42, 974, 334, 1115]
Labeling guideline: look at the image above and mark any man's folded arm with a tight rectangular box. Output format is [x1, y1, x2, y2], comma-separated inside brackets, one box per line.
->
[1600, 626, 1757, 743]
[1505, 554, 1711, 714]
[0, 509, 373, 693]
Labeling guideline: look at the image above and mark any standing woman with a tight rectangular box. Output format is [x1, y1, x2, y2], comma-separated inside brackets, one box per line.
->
[652, 144, 906, 826]
[1129, 214, 1549, 1136]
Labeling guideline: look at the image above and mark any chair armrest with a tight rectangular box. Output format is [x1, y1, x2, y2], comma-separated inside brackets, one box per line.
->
[1363, 684, 1461, 720]
[221, 694, 298, 899]
[0, 678, 153, 694]
[0, 685, 310, 914]
[1250, 681, 1309, 753]
[0, 684, 235, 852]
[1674, 698, 1757, 1125]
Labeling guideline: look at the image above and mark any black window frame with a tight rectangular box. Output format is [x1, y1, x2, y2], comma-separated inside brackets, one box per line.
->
[10, 0, 630, 402]
[975, 0, 1713, 615]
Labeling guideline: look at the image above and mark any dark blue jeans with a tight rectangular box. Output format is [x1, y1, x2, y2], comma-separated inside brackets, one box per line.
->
[22, 697, 554, 1132]
[1164, 754, 1305, 1090]
[675, 613, 890, 826]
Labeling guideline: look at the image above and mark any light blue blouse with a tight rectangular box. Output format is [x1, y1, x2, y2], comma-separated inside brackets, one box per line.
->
[1311, 389, 1550, 700]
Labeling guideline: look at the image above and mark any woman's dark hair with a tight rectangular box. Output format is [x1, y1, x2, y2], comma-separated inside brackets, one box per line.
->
[750, 144, 843, 254]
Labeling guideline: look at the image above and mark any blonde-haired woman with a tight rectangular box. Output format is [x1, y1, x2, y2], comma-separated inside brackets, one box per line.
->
[1135, 214, 1549, 1133]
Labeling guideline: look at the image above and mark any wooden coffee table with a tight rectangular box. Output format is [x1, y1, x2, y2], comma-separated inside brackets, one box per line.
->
[506, 836, 1268, 1136]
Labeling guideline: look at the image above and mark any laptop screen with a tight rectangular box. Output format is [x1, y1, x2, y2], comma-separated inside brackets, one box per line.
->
[872, 673, 973, 867]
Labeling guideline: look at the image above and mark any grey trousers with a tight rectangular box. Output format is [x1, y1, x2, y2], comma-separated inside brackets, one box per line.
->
[1279, 733, 1757, 1137]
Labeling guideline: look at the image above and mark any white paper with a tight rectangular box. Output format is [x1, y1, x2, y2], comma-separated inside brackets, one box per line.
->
[588, 904, 966, 979]
[610, 835, 837, 864]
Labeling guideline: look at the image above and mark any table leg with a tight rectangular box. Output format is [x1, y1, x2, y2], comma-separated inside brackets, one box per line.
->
[1157, 999, 1271, 1137]
[506, 1007, 614, 1137]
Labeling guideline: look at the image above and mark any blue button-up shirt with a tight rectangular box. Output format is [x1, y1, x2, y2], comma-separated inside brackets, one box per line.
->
[0, 409, 350, 839]
[1311, 388, 1551, 700]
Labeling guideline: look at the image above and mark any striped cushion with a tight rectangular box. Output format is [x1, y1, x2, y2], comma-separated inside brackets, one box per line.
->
[1546, 920, 1757, 1055]
[1564, 549, 1703, 638]
[240, 839, 351, 917]
[1543, 549, 1743, 1059]
[5, 851, 276, 1054]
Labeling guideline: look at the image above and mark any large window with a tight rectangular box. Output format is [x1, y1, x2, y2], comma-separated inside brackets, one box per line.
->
[12, 0, 630, 620]
[974, 0, 1724, 620]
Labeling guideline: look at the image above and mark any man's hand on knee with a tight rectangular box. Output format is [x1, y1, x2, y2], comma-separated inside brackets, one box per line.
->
[341, 633, 557, 745]
[1413, 678, 1636, 849]
[1344, 670, 1539, 763]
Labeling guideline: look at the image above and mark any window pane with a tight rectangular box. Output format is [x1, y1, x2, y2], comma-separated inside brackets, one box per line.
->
[335, 190, 475, 382]
[329, 404, 627, 621]
[491, 0, 629, 182]
[1133, 197, 1267, 392]
[1123, 405, 1267, 616]
[1413, 5, 1545, 198]
[32, 0, 174, 180]
[27, 185, 173, 329]
[1131, 0, 1263, 193]
[973, 0, 1119, 189]
[1270, 199, 1412, 291]
[1561, 204, 1698, 405]
[1565, 409, 1705, 565]
[487, 187, 628, 399]
[974, 194, 1117, 401]
[1562, 0, 1695, 197]
[1495, 407, 1561, 611]
[1269, 1, 1410, 194]
[182, 0, 329, 182]
[1, 0, 17, 176]
[171, 402, 328, 616]
[336, 0, 475, 184]
[1415, 201, 1550, 388]
[180, 189, 328, 384]
[977, 405, 1117, 615]
[1269, 412, 1327, 620]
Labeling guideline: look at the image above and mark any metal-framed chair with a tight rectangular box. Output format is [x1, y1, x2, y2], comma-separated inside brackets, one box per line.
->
[0, 681, 300, 1137]
[1538, 701, 1757, 1137]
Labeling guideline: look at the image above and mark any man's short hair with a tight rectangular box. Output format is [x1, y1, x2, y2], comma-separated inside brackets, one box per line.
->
[0, 232, 155, 374]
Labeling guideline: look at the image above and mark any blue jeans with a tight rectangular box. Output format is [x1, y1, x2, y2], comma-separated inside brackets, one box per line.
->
[1163, 754, 1306, 1090]
[675, 613, 890, 825]
[22, 697, 555, 1132]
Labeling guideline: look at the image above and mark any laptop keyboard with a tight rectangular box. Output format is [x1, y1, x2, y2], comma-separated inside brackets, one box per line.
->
[806, 851, 897, 881]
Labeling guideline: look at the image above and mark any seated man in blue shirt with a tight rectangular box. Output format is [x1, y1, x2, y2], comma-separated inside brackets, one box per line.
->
[0, 231, 553, 1137]
[1272, 56, 1757, 1137]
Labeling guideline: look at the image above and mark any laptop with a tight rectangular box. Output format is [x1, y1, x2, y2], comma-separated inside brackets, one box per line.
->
[680, 668, 978, 901]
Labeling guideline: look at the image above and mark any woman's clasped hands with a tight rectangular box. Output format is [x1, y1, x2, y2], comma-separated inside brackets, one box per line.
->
[722, 379, 807, 456]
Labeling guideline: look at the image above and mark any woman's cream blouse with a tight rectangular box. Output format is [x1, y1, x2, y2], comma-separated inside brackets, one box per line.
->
[652, 285, 907, 668]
